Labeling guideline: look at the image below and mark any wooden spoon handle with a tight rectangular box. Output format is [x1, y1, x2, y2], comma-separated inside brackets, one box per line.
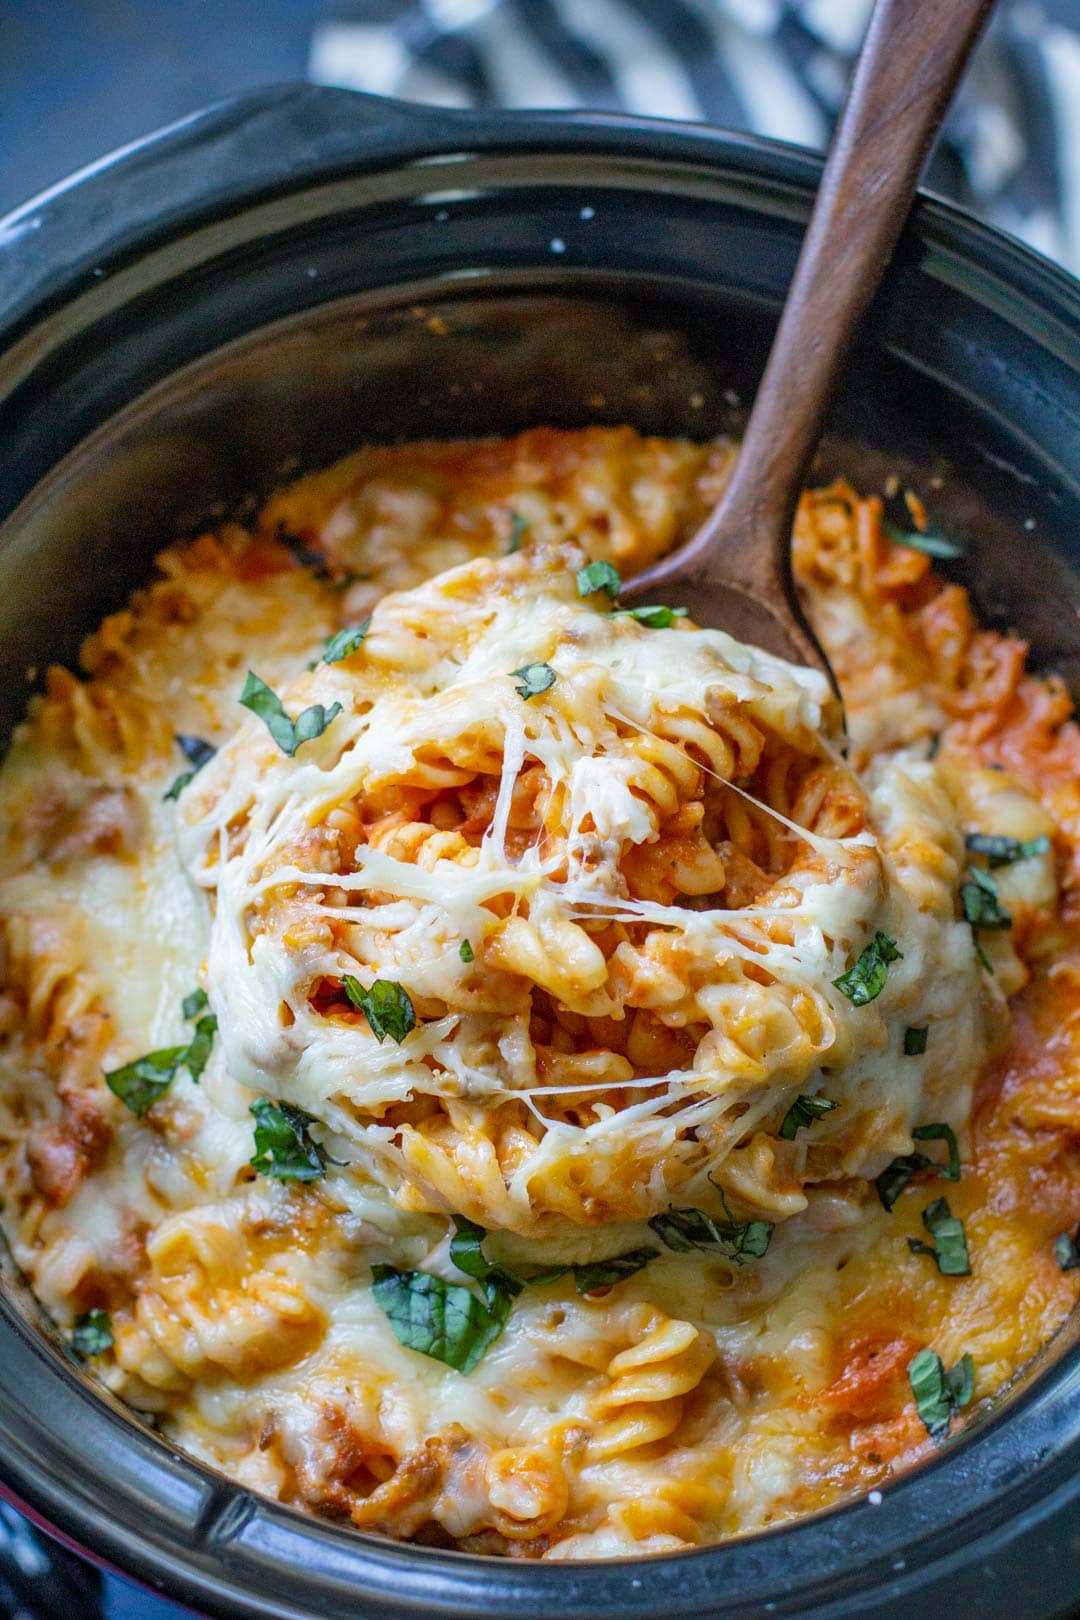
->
[691, 0, 994, 599]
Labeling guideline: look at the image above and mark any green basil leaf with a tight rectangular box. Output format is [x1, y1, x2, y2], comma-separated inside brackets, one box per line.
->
[576, 560, 622, 598]
[239, 671, 303, 752]
[514, 1263, 574, 1288]
[506, 511, 529, 554]
[904, 1026, 929, 1056]
[343, 976, 417, 1044]
[105, 985, 220, 1110]
[72, 1308, 114, 1357]
[177, 734, 216, 771]
[448, 1215, 491, 1282]
[292, 701, 344, 747]
[612, 604, 688, 629]
[649, 1196, 772, 1264]
[105, 1046, 188, 1116]
[909, 1348, 974, 1437]
[449, 1216, 523, 1298]
[163, 770, 196, 801]
[450, 1215, 654, 1298]
[1054, 1227, 1080, 1271]
[239, 671, 341, 756]
[510, 1253, 659, 1294]
[510, 662, 556, 700]
[912, 1122, 961, 1181]
[779, 1094, 838, 1140]
[876, 1154, 929, 1212]
[321, 621, 371, 665]
[182, 988, 209, 1020]
[965, 832, 1050, 867]
[961, 867, 1012, 932]
[883, 524, 964, 561]
[569, 1248, 658, 1293]
[249, 1098, 326, 1181]
[945, 1351, 975, 1409]
[833, 931, 903, 1006]
[459, 939, 475, 964]
[181, 1014, 218, 1084]
[877, 1125, 960, 1211]
[163, 733, 217, 801]
[907, 1197, 971, 1276]
[372, 1264, 512, 1374]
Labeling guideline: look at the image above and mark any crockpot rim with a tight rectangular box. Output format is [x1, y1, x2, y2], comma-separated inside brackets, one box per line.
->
[1, 82, 1078, 360]
[1, 83, 1079, 1620]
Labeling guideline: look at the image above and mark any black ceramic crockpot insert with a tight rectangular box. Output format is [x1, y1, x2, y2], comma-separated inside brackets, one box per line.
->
[0, 84, 1078, 1620]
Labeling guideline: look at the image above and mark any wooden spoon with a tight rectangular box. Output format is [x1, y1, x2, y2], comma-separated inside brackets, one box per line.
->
[620, 0, 994, 684]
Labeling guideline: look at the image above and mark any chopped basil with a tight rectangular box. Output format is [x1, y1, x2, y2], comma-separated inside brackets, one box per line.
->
[912, 1123, 961, 1179]
[576, 560, 622, 598]
[506, 511, 529, 554]
[1054, 1226, 1080, 1271]
[448, 1216, 489, 1280]
[514, 1252, 653, 1294]
[372, 1264, 512, 1374]
[459, 939, 475, 963]
[452, 1216, 654, 1298]
[613, 604, 688, 629]
[105, 1045, 189, 1115]
[883, 524, 964, 561]
[833, 932, 902, 1006]
[907, 1197, 971, 1276]
[176, 734, 216, 771]
[321, 620, 371, 665]
[163, 733, 217, 801]
[961, 867, 1012, 932]
[511, 662, 556, 700]
[876, 1155, 925, 1212]
[182, 1014, 218, 1083]
[249, 1098, 326, 1181]
[877, 1122, 961, 1211]
[909, 1348, 974, 1438]
[649, 1194, 772, 1264]
[567, 1248, 658, 1293]
[104, 988, 219, 1112]
[343, 975, 417, 1044]
[239, 671, 342, 757]
[449, 1216, 522, 1297]
[72, 1308, 113, 1357]
[965, 832, 1050, 867]
[779, 1094, 838, 1140]
[904, 1026, 929, 1056]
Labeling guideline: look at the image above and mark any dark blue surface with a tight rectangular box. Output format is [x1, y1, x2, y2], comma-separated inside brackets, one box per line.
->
[0, 0, 322, 219]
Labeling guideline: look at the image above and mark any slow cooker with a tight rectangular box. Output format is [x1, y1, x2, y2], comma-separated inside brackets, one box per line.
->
[0, 83, 1078, 1620]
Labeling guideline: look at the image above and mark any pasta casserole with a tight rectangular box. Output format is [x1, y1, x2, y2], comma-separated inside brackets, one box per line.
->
[0, 425, 1077, 1557]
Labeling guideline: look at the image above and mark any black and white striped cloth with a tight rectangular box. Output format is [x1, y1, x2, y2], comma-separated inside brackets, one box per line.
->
[309, 0, 1080, 272]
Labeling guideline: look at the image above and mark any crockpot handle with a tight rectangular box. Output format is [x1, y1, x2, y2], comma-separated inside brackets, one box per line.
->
[0, 83, 501, 337]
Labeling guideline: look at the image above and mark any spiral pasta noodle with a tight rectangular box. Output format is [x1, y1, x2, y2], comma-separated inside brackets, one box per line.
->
[0, 424, 1074, 1561]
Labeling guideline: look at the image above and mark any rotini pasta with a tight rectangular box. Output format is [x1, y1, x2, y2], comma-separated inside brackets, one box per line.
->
[0, 426, 1078, 1560]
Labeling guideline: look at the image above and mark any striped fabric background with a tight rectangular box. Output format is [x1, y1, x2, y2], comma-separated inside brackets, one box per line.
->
[310, 0, 1080, 272]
